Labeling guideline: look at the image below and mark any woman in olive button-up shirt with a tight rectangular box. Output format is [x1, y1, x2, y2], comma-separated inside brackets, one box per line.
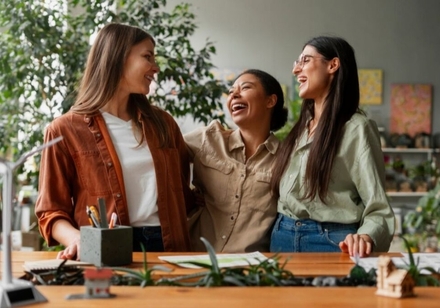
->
[270, 36, 394, 257]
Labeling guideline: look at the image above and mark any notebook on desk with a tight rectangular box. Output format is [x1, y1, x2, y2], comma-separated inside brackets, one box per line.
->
[23, 259, 92, 272]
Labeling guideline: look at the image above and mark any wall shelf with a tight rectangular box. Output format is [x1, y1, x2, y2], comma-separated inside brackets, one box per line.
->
[383, 148, 439, 210]
[386, 192, 427, 197]
[382, 148, 438, 154]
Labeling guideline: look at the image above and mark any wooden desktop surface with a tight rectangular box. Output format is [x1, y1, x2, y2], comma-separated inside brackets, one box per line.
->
[2, 251, 440, 307]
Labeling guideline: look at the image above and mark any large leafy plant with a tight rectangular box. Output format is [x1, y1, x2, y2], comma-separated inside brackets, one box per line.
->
[403, 181, 440, 242]
[0, 0, 227, 186]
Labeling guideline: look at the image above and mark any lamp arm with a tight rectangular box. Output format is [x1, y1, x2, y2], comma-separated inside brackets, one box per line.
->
[12, 136, 63, 170]
[1, 136, 63, 286]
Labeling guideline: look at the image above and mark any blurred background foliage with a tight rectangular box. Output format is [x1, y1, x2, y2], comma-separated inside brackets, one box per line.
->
[0, 0, 228, 187]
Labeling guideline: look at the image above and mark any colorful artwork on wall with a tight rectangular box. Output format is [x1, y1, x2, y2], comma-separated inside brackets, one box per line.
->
[390, 84, 432, 136]
[358, 69, 383, 105]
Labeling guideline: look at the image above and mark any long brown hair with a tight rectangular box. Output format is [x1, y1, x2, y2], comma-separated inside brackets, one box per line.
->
[271, 36, 362, 203]
[71, 23, 170, 147]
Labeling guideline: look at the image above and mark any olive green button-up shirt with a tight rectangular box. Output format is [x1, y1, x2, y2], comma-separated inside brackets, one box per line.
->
[278, 113, 395, 252]
[185, 121, 279, 252]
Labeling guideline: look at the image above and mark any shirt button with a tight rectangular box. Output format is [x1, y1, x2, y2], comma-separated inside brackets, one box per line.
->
[235, 195, 239, 198]
[222, 235, 226, 239]
[230, 216, 234, 220]
[115, 193, 121, 198]
[107, 162, 112, 167]
[241, 174, 244, 177]
[96, 133, 101, 138]
[289, 175, 293, 178]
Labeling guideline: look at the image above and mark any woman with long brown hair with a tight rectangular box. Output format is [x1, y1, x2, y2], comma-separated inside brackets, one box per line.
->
[35, 23, 193, 259]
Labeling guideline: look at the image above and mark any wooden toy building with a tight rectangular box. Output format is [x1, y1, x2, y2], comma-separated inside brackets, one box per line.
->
[375, 255, 415, 298]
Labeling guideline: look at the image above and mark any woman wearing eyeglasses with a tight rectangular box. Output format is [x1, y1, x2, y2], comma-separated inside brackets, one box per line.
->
[270, 36, 394, 257]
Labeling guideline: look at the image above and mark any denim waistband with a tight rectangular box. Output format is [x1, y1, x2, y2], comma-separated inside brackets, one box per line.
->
[132, 226, 162, 236]
[276, 213, 359, 233]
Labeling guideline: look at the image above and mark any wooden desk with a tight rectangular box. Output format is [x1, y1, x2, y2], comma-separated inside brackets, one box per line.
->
[2, 251, 440, 307]
[31, 286, 440, 308]
[4, 251, 404, 278]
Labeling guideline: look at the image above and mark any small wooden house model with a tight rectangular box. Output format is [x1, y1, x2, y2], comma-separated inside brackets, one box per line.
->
[375, 255, 415, 298]
[84, 268, 113, 298]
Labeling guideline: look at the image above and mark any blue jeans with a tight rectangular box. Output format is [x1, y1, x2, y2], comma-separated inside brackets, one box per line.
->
[132, 226, 165, 252]
[270, 213, 359, 253]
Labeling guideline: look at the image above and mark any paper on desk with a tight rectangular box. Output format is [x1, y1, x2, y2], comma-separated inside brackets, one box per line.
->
[350, 253, 440, 275]
[159, 251, 268, 269]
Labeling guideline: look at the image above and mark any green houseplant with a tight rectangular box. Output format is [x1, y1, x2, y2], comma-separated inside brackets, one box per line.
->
[23, 236, 439, 288]
[274, 78, 302, 143]
[400, 234, 440, 286]
[273, 97, 301, 141]
[0, 0, 227, 187]
[403, 180, 440, 252]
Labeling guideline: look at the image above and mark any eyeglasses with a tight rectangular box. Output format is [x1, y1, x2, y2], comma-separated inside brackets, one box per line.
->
[293, 55, 325, 68]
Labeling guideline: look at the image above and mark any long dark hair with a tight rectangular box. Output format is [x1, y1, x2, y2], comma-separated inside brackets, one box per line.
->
[271, 36, 361, 203]
[71, 23, 170, 147]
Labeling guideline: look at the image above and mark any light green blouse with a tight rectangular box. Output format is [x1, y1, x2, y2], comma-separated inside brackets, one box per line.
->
[278, 113, 395, 252]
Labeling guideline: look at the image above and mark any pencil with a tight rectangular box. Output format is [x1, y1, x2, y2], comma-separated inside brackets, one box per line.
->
[109, 212, 117, 229]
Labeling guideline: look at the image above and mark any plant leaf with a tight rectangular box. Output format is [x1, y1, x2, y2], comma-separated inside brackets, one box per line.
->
[199, 237, 220, 274]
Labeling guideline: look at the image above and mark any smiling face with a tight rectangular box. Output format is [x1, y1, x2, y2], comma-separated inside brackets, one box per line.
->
[119, 38, 159, 96]
[227, 73, 276, 129]
[293, 45, 335, 104]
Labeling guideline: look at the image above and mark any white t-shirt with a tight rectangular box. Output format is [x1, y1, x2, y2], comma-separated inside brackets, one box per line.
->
[101, 111, 159, 226]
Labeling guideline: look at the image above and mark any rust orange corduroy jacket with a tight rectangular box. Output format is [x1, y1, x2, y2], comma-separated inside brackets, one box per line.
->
[35, 109, 193, 252]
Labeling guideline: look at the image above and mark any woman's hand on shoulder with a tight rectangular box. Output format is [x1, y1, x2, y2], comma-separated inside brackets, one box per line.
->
[339, 233, 373, 258]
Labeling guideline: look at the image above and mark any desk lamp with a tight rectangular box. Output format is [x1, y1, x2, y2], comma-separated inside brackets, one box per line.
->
[0, 136, 63, 307]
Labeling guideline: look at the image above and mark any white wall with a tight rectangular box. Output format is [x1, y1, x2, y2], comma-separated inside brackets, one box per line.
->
[167, 0, 440, 135]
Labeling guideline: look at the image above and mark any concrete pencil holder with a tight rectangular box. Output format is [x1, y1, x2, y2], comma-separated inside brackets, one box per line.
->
[80, 225, 133, 267]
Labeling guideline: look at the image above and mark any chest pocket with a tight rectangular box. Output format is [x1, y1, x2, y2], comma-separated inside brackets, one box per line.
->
[248, 171, 274, 212]
[194, 155, 233, 204]
[73, 150, 111, 196]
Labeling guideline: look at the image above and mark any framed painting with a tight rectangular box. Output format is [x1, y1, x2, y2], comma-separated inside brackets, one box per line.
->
[358, 69, 383, 105]
[390, 84, 432, 136]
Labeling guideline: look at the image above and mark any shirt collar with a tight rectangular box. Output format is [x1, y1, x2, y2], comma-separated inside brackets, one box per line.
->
[228, 129, 279, 154]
